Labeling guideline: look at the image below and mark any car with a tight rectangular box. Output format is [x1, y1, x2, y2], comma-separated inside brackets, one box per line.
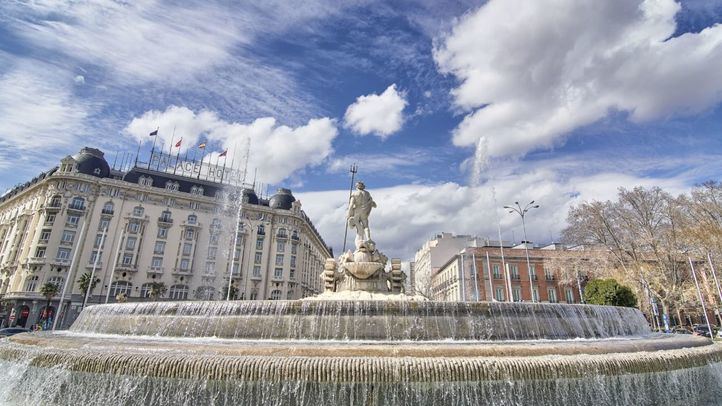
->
[0, 327, 31, 337]
[672, 327, 691, 334]
[691, 324, 715, 338]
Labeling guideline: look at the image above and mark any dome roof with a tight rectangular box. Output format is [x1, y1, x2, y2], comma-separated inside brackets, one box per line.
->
[269, 188, 295, 210]
[72, 147, 110, 178]
[242, 188, 259, 205]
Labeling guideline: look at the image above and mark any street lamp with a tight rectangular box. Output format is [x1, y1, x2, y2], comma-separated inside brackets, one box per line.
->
[504, 201, 540, 302]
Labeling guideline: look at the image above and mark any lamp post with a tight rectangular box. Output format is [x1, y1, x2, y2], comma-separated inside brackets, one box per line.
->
[504, 201, 540, 302]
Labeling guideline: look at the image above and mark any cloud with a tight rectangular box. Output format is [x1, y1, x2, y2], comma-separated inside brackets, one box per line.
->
[434, 0, 722, 159]
[344, 84, 407, 138]
[297, 169, 691, 260]
[124, 106, 338, 184]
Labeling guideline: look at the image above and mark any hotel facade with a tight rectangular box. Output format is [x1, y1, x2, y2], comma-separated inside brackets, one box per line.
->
[0, 147, 331, 329]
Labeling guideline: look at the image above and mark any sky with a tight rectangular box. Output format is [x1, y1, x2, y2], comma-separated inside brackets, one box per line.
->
[1, 0, 722, 260]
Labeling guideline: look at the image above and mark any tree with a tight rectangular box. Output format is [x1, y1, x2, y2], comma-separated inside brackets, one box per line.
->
[584, 279, 637, 308]
[39, 282, 60, 324]
[147, 282, 167, 300]
[77, 272, 101, 307]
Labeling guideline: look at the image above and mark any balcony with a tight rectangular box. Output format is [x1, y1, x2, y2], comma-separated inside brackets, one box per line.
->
[147, 267, 164, 276]
[101, 208, 114, 216]
[67, 204, 86, 213]
[115, 264, 138, 273]
[276, 233, 288, 240]
[51, 258, 71, 267]
[85, 262, 103, 269]
[172, 268, 193, 276]
[158, 216, 173, 225]
[545, 275, 555, 281]
[45, 202, 61, 212]
[26, 257, 46, 266]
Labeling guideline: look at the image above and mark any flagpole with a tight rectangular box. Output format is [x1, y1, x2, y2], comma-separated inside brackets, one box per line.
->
[148, 127, 159, 169]
[134, 139, 141, 167]
[197, 148, 206, 180]
[173, 138, 182, 175]
[156, 140, 165, 171]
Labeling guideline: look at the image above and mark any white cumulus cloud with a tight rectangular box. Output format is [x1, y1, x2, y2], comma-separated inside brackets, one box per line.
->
[124, 106, 338, 184]
[344, 84, 408, 138]
[435, 0, 722, 159]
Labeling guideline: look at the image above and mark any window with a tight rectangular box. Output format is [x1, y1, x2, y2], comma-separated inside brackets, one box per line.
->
[187, 214, 197, 224]
[255, 237, 264, 250]
[67, 215, 80, 226]
[69, 197, 85, 210]
[545, 266, 554, 281]
[287, 290, 294, 299]
[140, 283, 154, 298]
[56, 248, 71, 260]
[47, 276, 64, 288]
[565, 288, 575, 304]
[277, 241, 285, 252]
[207, 247, 217, 259]
[253, 265, 261, 278]
[495, 286, 505, 301]
[257, 225, 265, 235]
[25, 275, 39, 292]
[154, 241, 166, 254]
[169, 284, 189, 300]
[185, 229, 194, 240]
[182, 243, 193, 256]
[510, 264, 520, 280]
[109, 281, 132, 298]
[533, 288, 539, 302]
[275, 254, 284, 266]
[39, 229, 51, 243]
[274, 267, 283, 279]
[290, 256, 296, 267]
[180, 259, 190, 271]
[211, 218, 221, 228]
[49, 195, 62, 207]
[270, 290, 282, 300]
[132, 206, 144, 217]
[61, 230, 75, 243]
[190, 186, 204, 196]
[254, 252, 262, 264]
[291, 230, 299, 240]
[99, 218, 110, 231]
[277, 228, 287, 238]
[232, 262, 240, 276]
[122, 253, 133, 265]
[159, 210, 172, 223]
[157, 227, 168, 239]
[93, 168, 102, 175]
[512, 287, 521, 302]
[290, 269, 295, 280]
[151, 257, 163, 270]
[492, 264, 501, 279]
[189, 202, 199, 210]
[234, 248, 241, 260]
[89, 250, 101, 264]
[102, 202, 114, 215]
[34, 247, 46, 258]
[125, 236, 137, 250]
[548, 288, 558, 303]
[210, 234, 220, 245]
[291, 244, 298, 255]
[45, 214, 56, 224]
[205, 262, 215, 275]
[166, 181, 179, 191]
[128, 221, 140, 233]
[195, 286, 215, 300]
[139, 176, 153, 187]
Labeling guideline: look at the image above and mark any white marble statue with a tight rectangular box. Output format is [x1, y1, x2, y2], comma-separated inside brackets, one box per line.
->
[347, 181, 376, 248]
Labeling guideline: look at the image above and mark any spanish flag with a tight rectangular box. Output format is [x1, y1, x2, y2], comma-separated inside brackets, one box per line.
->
[198, 142, 206, 149]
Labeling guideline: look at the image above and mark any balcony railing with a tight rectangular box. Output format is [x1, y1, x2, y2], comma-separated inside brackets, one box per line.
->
[101, 208, 114, 215]
[26, 257, 46, 266]
[67, 204, 86, 212]
[115, 264, 138, 272]
[158, 217, 173, 224]
[52, 258, 71, 266]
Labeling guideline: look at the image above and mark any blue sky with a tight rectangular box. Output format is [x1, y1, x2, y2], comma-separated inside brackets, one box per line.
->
[1, 0, 722, 258]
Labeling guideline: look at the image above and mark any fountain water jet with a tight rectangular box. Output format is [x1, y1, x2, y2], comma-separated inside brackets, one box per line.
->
[0, 182, 721, 405]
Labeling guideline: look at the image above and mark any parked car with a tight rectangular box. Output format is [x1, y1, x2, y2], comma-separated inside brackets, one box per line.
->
[692, 324, 715, 338]
[672, 327, 691, 334]
[0, 327, 30, 337]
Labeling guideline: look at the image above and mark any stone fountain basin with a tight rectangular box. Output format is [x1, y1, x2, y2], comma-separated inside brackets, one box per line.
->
[341, 261, 385, 279]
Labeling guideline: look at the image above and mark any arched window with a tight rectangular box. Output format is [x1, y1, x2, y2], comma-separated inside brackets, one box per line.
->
[24, 275, 39, 292]
[165, 181, 179, 191]
[70, 197, 85, 210]
[190, 185, 204, 196]
[276, 228, 287, 238]
[291, 230, 299, 240]
[195, 286, 215, 300]
[102, 202, 114, 215]
[132, 206, 144, 217]
[140, 283, 153, 298]
[49, 195, 62, 208]
[257, 225, 265, 235]
[109, 281, 132, 298]
[270, 289, 282, 300]
[159, 210, 172, 223]
[139, 176, 153, 187]
[187, 214, 197, 224]
[169, 284, 189, 300]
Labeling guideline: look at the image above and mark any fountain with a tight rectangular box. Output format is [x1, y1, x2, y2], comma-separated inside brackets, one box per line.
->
[1, 182, 721, 405]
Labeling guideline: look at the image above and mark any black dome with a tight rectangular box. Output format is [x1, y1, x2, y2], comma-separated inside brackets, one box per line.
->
[72, 147, 110, 178]
[269, 188, 295, 210]
[242, 188, 259, 205]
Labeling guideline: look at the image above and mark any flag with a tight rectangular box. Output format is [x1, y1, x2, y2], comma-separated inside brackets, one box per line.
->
[198, 143, 206, 149]
[219, 149, 227, 157]
[175, 138, 182, 148]
[149, 129, 158, 136]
